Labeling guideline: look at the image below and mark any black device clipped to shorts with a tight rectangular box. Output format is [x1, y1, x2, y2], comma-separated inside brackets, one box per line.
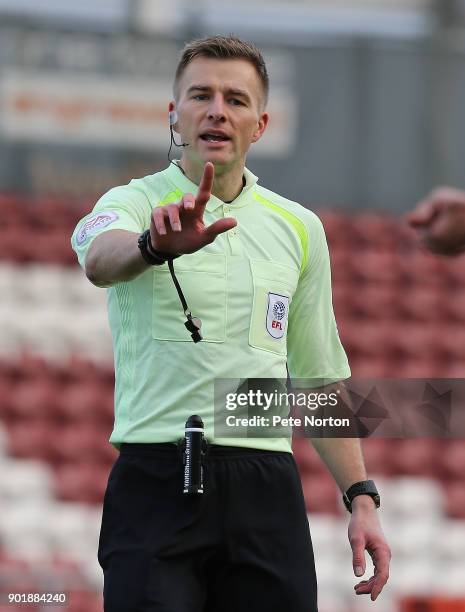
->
[182, 415, 206, 494]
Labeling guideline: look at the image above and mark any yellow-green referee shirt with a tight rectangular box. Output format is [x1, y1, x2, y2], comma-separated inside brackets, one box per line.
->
[71, 162, 350, 452]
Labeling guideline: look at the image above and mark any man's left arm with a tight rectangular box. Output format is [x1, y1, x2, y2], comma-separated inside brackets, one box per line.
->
[309, 430, 391, 601]
[286, 214, 390, 601]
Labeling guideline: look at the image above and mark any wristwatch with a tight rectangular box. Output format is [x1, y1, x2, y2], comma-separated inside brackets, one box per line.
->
[342, 479, 380, 513]
[137, 229, 180, 266]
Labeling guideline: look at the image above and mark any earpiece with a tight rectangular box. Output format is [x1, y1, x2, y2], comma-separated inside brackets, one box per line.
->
[168, 108, 189, 160]
[169, 110, 178, 126]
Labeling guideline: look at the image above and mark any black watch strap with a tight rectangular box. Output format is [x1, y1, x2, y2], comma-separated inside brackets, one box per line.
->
[343, 479, 380, 513]
[137, 229, 180, 266]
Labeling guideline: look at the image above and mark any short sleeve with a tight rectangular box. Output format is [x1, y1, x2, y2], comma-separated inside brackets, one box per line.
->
[287, 213, 350, 388]
[71, 184, 152, 268]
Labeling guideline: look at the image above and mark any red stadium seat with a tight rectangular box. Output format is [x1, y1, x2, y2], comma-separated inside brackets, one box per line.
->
[435, 324, 465, 362]
[390, 323, 440, 360]
[318, 210, 355, 250]
[439, 440, 465, 481]
[446, 257, 465, 289]
[340, 320, 398, 360]
[7, 421, 57, 462]
[59, 381, 113, 426]
[446, 289, 465, 323]
[15, 353, 52, 383]
[349, 285, 400, 321]
[349, 354, 396, 377]
[444, 360, 465, 378]
[351, 212, 403, 250]
[9, 378, 61, 423]
[0, 378, 15, 422]
[390, 439, 443, 478]
[329, 246, 357, 286]
[361, 439, 395, 477]
[443, 480, 465, 519]
[0, 194, 27, 230]
[300, 473, 340, 515]
[29, 197, 75, 231]
[65, 590, 104, 612]
[34, 229, 76, 266]
[0, 227, 30, 263]
[401, 252, 452, 289]
[396, 356, 445, 378]
[398, 286, 449, 323]
[331, 282, 356, 319]
[351, 248, 404, 286]
[401, 596, 465, 611]
[50, 423, 107, 465]
[54, 462, 109, 504]
[58, 355, 114, 388]
[292, 437, 327, 476]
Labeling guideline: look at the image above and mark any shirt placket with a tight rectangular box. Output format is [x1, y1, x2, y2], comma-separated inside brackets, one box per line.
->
[223, 204, 242, 255]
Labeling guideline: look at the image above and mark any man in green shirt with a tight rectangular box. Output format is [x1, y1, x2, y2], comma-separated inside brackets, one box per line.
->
[72, 35, 390, 612]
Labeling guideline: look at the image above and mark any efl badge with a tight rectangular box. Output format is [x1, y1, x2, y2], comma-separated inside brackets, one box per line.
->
[266, 293, 289, 339]
[76, 211, 119, 245]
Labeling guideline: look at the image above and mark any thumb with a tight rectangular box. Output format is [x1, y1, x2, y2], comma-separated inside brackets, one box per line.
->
[204, 218, 237, 239]
[407, 201, 437, 227]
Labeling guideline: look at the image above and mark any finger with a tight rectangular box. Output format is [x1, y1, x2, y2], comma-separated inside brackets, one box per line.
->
[431, 186, 465, 205]
[407, 199, 439, 227]
[152, 207, 167, 235]
[355, 577, 375, 586]
[181, 193, 195, 211]
[350, 536, 366, 577]
[354, 576, 376, 592]
[366, 545, 390, 600]
[370, 575, 388, 601]
[166, 204, 182, 232]
[407, 201, 434, 227]
[204, 218, 237, 240]
[355, 582, 376, 598]
[196, 162, 215, 208]
[354, 553, 389, 600]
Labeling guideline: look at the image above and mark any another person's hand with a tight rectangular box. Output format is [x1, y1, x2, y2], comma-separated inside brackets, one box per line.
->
[348, 497, 391, 601]
[150, 162, 237, 255]
[407, 187, 465, 256]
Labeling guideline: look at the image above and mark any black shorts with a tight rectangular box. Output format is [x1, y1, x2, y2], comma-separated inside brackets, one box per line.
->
[98, 443, 318, 612]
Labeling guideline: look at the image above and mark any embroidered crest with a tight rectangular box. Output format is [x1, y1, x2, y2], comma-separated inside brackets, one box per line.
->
[76, 211, 119, 245]
[266, 293, 289, 339]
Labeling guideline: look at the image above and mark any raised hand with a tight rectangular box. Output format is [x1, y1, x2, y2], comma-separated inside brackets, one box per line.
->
[150, 162, 237, 255]
[407, 186, 465, 256]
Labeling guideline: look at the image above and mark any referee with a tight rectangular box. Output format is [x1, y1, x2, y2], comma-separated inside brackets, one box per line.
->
[72, 36, 391, 612]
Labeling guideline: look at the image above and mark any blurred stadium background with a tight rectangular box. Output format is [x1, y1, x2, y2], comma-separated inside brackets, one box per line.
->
[1, 0, 465, 610]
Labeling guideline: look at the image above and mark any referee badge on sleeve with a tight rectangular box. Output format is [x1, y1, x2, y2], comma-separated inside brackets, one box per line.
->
[76, 210, 119, 245]
[266, 293, 289, 339]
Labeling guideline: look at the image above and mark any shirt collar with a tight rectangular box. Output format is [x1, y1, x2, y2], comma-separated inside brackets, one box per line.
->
[162, 161, 258, 211]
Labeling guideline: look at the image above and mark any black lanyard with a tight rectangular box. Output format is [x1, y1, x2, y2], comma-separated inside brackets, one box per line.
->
[168, 260, 202, 343]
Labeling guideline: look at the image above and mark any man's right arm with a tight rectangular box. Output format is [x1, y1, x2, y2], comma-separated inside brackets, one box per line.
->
[85, 230, 149, 288]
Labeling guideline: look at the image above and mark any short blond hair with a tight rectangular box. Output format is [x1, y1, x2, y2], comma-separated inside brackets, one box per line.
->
[173, 35, 269, 108]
